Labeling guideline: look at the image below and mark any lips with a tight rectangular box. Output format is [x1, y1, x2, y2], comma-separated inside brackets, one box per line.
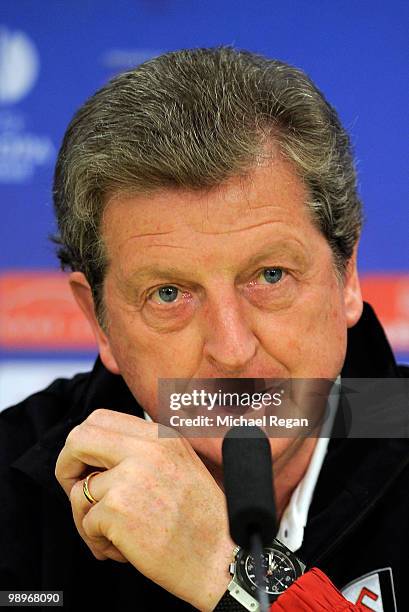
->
[212, 403, 249, 416]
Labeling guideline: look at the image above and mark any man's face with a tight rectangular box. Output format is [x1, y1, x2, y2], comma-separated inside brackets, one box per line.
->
[72, 153, 362, 470]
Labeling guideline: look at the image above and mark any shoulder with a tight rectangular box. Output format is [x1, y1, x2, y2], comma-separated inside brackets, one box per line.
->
[0, 369, 91, 464]
[0, 370, 95, 588]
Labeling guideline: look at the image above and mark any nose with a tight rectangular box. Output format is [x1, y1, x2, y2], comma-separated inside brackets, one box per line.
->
[202, 287, 258, 375]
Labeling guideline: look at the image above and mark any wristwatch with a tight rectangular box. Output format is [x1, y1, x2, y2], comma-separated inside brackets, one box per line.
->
[214, 538, 306, 611]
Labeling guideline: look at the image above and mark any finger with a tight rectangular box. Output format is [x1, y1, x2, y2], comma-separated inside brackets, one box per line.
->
[70, 471, 128, 563]
[85, 409, 182, 446]
[85, 408, 160, 438]
[55, 422, 143, 497]
[81, 497, 135, 565]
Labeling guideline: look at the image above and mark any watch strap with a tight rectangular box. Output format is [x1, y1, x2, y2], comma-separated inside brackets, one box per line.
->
[214, 590, 248, 611]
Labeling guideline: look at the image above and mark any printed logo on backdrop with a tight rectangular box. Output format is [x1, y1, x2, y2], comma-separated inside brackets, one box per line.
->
[0, 26, 39, 103]
[0, 272, 96, 350]
[0, 26, 54, 183]
[341, 568, 397, 611]
[361, 275, 409, 357]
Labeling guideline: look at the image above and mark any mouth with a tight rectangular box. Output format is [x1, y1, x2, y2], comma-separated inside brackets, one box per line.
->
[211, 403, 250, 416]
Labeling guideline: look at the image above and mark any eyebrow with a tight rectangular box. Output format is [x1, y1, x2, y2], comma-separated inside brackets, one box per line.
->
[125, 239, 308, 287]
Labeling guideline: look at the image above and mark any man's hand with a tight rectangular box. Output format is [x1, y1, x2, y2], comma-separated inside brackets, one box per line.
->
[55, 408, 235, 611]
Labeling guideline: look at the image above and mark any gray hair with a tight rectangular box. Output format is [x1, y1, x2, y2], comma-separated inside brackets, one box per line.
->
[52, 46, 363, 328]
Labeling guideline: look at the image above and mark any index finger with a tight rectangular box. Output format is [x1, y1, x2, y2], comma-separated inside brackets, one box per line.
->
[85, 408, 160, 437]
[54, 421, 147, 497]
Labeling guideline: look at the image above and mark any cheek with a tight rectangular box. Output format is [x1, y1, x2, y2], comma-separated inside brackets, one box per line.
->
[298, 289, 348, 378]
[105, 306, 202, 416]
[259, 279, 348, 379]
[106, 290, 188, 370]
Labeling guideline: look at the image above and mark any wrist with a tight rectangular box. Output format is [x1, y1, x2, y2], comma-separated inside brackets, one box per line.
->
[189, 536, 236, 611]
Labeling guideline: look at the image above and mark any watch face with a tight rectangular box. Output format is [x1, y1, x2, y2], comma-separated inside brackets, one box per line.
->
[245, 548, 296, 595]
[236, 543, 302, 599]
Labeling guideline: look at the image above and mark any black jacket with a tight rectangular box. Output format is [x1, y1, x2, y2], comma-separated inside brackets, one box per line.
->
[1, 302, 408, 611]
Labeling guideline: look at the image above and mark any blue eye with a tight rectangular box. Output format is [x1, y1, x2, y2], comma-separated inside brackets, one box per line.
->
[262, 268, 283, 284]
[155, 286, 179, 303]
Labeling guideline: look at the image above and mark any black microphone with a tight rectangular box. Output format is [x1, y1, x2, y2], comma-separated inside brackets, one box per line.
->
[222, 425, 277, 612]
[222, 424, 277, 550]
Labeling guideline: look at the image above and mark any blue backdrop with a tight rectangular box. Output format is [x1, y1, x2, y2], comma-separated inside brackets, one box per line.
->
[0, 1, 408, 377]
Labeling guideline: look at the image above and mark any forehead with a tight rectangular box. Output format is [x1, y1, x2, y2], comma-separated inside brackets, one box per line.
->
[101, 156, 319, 278]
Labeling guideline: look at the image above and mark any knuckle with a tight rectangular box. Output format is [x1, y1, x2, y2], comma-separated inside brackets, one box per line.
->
[103, 489, 123, 513]
[104, 487, 129, 514]
[120, 454, 136, 469]
[66, 421, 95, 448]
[65, 423, 88, 448]
[120, 455, 139, 477]
[86, 408, 109, 425]
[65, 424, 80, 446]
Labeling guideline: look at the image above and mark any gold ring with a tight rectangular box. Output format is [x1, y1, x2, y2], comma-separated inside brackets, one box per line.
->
[83, 471, 101, 504]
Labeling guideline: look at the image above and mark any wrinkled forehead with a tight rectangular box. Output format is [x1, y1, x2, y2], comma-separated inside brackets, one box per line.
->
[97, 158, 334, 296]
[100, 156, 315, 257]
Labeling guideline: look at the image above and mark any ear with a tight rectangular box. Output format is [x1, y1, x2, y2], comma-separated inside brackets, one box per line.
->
[343, 243, 363, 328]
[68, 271, 120, 375]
